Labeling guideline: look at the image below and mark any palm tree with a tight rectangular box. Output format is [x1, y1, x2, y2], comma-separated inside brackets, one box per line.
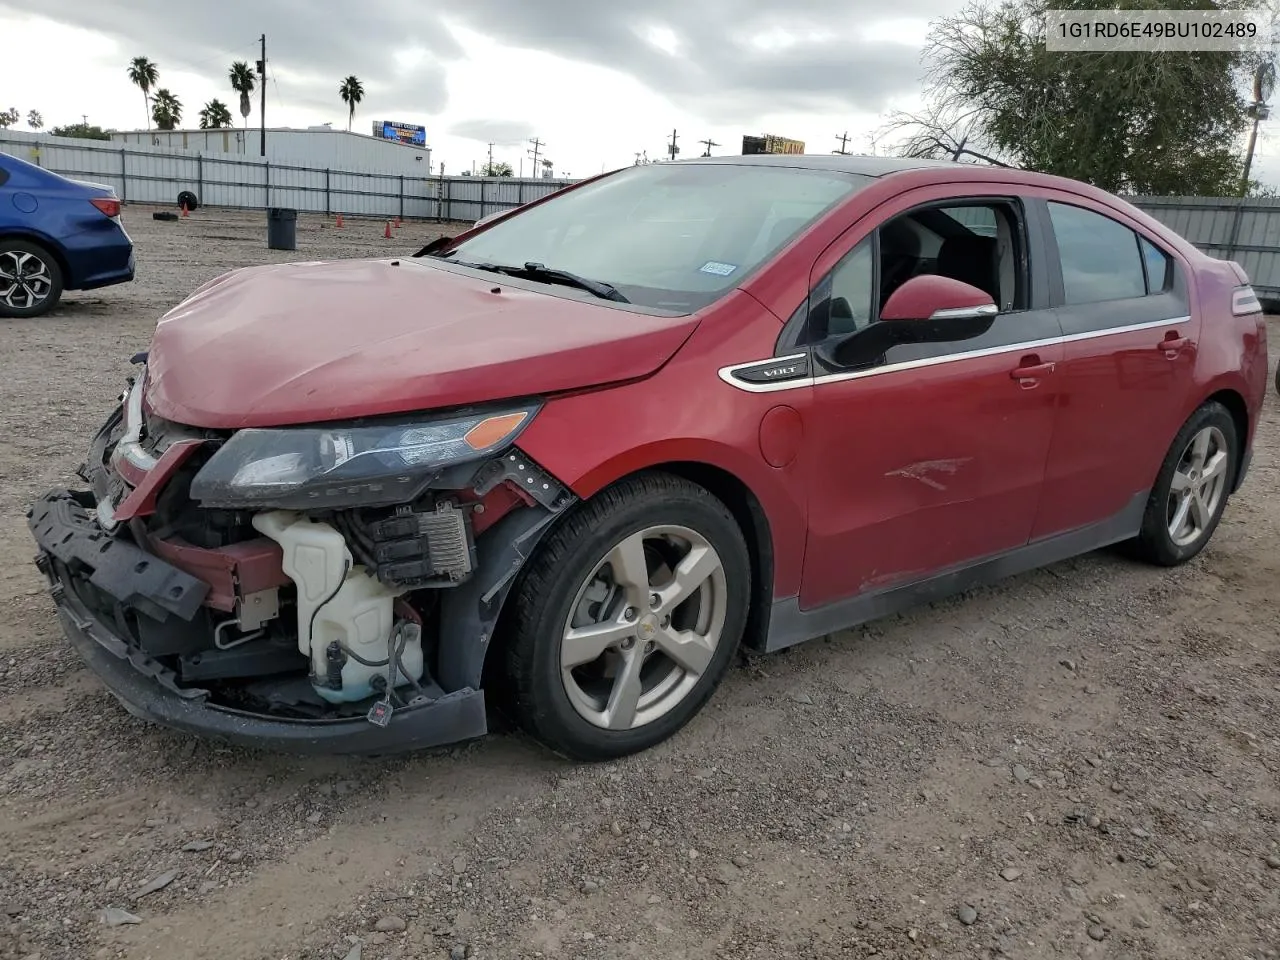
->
[151, 89, 182, 131]
[127, 57, 159, 131]
[199, 99, 233, 129]
[338, 76, 364, 132]
[27, 110, 43, 130]
[229, 61, 256, 131]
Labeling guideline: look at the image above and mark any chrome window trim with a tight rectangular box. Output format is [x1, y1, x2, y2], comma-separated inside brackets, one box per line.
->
[717, 316, 1191, 394]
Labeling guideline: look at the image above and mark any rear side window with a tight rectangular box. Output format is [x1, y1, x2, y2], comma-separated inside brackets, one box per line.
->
[1047, 202, 1147, 304]
[0, 163, 9, 188]
[1140, 235, 1171, 293]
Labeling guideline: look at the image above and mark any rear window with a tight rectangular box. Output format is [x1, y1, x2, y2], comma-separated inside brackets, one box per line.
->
[442, 163, 871, 312]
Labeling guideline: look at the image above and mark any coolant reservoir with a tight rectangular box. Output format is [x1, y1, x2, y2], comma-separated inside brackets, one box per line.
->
[252, 510, 424, 704]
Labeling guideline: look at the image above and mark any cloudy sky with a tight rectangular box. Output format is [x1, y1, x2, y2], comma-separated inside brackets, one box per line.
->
[1, 1, 1278, 182]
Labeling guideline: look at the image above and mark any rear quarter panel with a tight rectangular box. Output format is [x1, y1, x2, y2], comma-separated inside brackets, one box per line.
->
[516, 290, 811, 600]
[1191, 257, 1267, 454]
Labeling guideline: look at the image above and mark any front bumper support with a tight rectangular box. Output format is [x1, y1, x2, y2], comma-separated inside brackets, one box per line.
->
[27, 488, 489, 756]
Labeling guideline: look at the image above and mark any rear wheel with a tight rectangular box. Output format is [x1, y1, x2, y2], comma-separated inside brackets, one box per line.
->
[0, 240, 63, 318]
[503, 472, 750, 761]
[1129, 402, 1238, 566]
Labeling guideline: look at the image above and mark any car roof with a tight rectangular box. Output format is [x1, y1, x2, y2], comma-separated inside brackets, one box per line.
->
[665, 153, 982, 178]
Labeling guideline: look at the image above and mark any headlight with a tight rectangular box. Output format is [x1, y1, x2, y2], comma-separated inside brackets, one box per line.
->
[189, 404, 539, 508]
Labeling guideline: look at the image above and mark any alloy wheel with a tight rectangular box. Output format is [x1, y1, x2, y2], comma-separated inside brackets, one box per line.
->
[1166, 424, 1229, 548]
[560, 524, 729, 731]
[0, 249, 54, 312]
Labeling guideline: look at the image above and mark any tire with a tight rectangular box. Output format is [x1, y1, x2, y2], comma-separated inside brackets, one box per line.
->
[1274, 360, 1280, 398]
[503, 471, 751, 761]
[153, 212, 178, 222]
[0, 240, 64, 318]
[1128, 401, 1238, 567]
[177, 190, 199, 212]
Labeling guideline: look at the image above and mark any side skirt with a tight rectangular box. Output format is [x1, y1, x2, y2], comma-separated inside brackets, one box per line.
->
[763, 491, 1149, 653]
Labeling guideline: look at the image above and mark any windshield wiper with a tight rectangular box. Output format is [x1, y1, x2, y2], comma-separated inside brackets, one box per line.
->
[456, 260, 629, 303]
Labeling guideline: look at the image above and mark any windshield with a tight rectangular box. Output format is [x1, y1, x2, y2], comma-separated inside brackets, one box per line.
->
[441, 163, 871, 312]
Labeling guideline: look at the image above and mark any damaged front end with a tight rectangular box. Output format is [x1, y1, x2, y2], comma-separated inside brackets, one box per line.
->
[27, 366, 575, 754]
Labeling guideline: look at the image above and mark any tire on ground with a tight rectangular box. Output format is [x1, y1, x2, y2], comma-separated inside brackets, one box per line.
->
[177, 190, 199, 211]
[1127, 400, 1239, 567]
[0, 239, 65, 319]
[503, 470, 751, 761]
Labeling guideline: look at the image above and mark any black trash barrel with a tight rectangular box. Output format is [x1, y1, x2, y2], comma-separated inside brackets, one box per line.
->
[267, 207, 298, 251]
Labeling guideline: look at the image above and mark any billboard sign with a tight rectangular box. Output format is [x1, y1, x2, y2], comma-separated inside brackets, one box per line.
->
[373, 120, 427, 147]
[741, 134, 806, 155]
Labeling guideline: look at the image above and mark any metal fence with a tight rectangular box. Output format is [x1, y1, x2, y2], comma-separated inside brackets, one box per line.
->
[0, 130, 576, 222]
[1128, 195, 1280, 300]
[9, 129, 1280, 293]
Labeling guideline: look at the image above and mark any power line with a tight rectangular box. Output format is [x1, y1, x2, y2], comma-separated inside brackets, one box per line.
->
[834, 131, 851, 155]
[667, 128, 679, 161]
[699, 137, 719, 157]
[528, 137, 544, 174]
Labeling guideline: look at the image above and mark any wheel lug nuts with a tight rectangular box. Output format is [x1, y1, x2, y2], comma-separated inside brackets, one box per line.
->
[623, 607, 637, 621]
[660, 616, 670, 628]
[649, 593, 661, 608]
[621, 637, 635, 650]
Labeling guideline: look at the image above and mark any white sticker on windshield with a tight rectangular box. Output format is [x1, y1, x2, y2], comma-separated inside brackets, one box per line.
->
[699, 261, 738, 277]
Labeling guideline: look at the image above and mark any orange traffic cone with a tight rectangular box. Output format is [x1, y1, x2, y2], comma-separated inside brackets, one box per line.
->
[384, 220, 392, 239]
[180, 201, 189, 218]
[335, 213, 343, 229]
[395, 215, 402, 229]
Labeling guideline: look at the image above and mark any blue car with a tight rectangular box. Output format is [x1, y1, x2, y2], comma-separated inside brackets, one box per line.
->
[0, 150, 135, 318]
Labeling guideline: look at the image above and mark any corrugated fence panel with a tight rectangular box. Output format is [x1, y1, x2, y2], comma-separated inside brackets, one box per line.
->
[1129, 195, 1280, 297]
[0, 130, 576, 223]
[200, 156, 269, 210]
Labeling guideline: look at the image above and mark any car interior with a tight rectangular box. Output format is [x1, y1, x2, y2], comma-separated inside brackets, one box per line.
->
[802, 202, 1026, 347]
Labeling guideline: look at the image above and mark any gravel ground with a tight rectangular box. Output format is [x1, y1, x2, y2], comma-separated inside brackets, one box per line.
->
[1, 205, 1279, 960]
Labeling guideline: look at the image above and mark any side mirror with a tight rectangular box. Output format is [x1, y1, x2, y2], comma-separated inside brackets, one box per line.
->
[818, 275, 997, 369]
[880, 274, 997, 329]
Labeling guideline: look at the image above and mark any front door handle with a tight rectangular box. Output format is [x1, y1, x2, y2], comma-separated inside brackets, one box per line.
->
[1159, 335, 1190, 354]
[1010, 360, 1056, 381]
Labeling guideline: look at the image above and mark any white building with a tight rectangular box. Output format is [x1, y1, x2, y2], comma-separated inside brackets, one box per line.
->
[109, 125, 431, 176]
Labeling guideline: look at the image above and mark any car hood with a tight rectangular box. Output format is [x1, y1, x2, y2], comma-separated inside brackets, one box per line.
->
[144, 258, 700, 429]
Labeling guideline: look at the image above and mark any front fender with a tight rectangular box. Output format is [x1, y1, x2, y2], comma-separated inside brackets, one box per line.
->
[517, 384, 809, 603]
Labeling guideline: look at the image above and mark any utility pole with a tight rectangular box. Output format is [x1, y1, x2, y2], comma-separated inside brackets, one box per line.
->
[834, 131, 851, 155]
[1241, 61, 1275, 196]
[699, 137, 719, 157]
[667, 128, 679, 161]
[528, 137, 544, 175]
[257, 35, 267, 157]
[486, 142, 494, 175]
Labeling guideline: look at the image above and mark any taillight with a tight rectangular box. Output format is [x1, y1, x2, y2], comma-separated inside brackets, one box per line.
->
[1232, 283, 1262, 316]
[90, 197, 121, 219]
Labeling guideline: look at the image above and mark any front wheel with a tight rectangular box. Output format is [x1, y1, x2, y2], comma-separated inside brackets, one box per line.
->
[1129, 401, 1238, 566]
[503, 472, 751, 761]
[0, 240, 64, 318]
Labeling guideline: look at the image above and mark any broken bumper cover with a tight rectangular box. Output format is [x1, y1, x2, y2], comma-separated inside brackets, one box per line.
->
[27, 488, 489, 756]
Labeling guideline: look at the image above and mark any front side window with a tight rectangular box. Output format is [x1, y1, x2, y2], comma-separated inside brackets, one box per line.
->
[441, 163, 871, 312]
[800, 199, 1027, 349]
[1048, 201, 1147, 305]
[804, 237, 875, 344]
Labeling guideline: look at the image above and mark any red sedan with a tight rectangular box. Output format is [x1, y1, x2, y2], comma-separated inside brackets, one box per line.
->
[28, 155, 1267, 761]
